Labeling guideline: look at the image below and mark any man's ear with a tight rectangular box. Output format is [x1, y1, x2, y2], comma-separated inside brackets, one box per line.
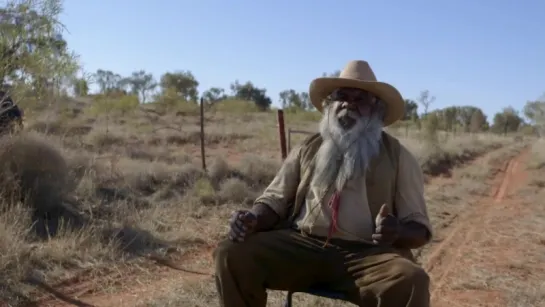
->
[374, 99, 387, 122]
[322, 97, 332, 109]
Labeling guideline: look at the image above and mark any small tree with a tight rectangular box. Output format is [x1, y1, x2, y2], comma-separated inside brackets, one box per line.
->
[72, 78, 89, 96]
[159, 70, 199, 102]
[523, 95, 545, 137]
[491, 107, 523, 135]
[125, 70, 157, 103]
[230, 80, 272, 111]
[424, 112, 440, 150]
[417, 90, 436, 116]
[469, 109, 486, 133]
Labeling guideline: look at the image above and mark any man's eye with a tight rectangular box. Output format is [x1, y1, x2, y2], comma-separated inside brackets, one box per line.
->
[335, 93, 347, 101]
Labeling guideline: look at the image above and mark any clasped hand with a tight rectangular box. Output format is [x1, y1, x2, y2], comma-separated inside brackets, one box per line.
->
[228, 210, 257, 242]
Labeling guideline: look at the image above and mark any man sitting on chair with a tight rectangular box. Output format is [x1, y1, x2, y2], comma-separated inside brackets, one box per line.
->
[214, 60, 433, 307]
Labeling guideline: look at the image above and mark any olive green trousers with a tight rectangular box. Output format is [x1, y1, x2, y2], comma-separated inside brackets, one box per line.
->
[213, 229, 429, 307]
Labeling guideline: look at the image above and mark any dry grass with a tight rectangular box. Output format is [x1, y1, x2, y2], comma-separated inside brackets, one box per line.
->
[0, 98, 525, 305]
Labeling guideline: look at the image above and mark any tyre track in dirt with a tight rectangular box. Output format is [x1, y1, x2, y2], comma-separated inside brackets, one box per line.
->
[425, 147, 530, 305]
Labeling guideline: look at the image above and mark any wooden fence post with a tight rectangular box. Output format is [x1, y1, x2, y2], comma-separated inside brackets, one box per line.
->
[277, 109, 287, 160]
[200, 97, 206, 171]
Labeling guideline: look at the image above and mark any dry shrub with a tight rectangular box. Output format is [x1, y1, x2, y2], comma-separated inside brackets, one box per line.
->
[238, 154, 279, 186]
[413, 136, 506, 177]
[208, 157, 230, 184]
[0, 133, 69, 208]
[217, 178, 253, 205]
[527, 139, 545, 170]
[27, 119, 92, 137]
[26, 119, 64, 135]
[187, 177, 217, 205]
[211, 99, 260, 113]
[162, 130, 250, 146]
[86, 130, 126, 149]
[0, 133, 86, 237]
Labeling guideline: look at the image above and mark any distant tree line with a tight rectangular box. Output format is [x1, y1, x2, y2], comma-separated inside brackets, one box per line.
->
[0, 0, 542, 136]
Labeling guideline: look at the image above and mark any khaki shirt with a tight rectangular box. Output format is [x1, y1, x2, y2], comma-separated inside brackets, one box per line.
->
[257, 143, 433, 243]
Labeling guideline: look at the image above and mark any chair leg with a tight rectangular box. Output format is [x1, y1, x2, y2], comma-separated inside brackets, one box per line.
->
[284, 291, 294, 307]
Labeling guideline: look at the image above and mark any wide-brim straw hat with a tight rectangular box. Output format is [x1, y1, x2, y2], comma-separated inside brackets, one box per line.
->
[309, 60, 405, 127]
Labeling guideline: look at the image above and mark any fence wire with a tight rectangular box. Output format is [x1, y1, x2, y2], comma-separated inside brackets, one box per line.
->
[287, 128, 313, 152]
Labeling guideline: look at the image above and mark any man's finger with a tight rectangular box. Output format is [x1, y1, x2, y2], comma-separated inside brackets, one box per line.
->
[228, 231, 238, 242]
[229, 219, 246, 236]
[232, 221, 247, 235]
[231, 221, 245, 233]
[375, 204, 390, 225]
[242, 216, 257, 228]
[229, 229, 245, 242]
[229, 211, 242, 223]
[378, 204, 390, 218]
[372, 233, 395, 245]
[235, 219, 248, 231]
[372, 233, 382, 243]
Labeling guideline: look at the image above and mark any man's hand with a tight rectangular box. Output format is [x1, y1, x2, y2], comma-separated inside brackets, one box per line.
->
[228, 210, 258, 242]
[372, 204, 400, 245]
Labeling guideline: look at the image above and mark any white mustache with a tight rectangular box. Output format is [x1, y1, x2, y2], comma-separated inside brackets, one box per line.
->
[337, 108, 360, 120]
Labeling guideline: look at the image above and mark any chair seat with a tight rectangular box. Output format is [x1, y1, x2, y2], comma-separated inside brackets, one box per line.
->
[284, 285, 353, 307]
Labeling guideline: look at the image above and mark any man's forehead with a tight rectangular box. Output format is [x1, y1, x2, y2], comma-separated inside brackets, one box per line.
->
[332, 87, 369, 95]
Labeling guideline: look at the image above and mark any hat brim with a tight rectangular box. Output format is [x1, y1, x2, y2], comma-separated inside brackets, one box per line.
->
[309, 77, 405, 127]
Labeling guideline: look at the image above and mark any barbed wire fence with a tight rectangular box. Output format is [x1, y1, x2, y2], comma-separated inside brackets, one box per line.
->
[276, 109, 314, 160]
[286, 128, 313, 152]
[197, 105, 316, 168]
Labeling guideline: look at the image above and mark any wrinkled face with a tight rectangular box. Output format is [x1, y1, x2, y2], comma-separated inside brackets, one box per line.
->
[328, 87, 382, 130]
[312, 87, 386, 192]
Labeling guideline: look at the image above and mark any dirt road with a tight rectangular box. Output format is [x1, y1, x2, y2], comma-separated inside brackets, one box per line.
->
[32, 146, 543, 307]
[425, 148, 538, 306]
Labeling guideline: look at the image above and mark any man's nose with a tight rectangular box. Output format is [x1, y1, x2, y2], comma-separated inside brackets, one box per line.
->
[341, 101, 357, 109]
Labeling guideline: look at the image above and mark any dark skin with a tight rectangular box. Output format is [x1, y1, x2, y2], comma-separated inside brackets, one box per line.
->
[228, 204, 278, 242]
[330, 87, 379, 129]
[371, 204, 430, 249]
[228, 88, 430, 249]
[394, 222, 431, 249]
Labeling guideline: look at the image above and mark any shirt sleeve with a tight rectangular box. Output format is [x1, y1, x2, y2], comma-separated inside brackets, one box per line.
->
[253, 144, 302, 219]
[395, 144, 434, 240]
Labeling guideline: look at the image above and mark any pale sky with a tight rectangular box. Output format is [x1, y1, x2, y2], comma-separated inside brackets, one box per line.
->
[61, 0, 545, 119]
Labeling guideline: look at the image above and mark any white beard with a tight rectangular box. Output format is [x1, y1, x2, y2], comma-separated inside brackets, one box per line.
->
[311, 101, 384, 193]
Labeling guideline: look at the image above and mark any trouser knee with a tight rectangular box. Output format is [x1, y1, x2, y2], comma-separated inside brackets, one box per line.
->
[369, 259, 430, 305]
[392, 258, 430, 287]
[397, 263, 430, 305]
[214, 239, 253, 276]
[407, 266, 430, 289]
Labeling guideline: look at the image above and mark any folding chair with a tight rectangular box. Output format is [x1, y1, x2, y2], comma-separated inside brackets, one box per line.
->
[284, 285, 356, 307]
